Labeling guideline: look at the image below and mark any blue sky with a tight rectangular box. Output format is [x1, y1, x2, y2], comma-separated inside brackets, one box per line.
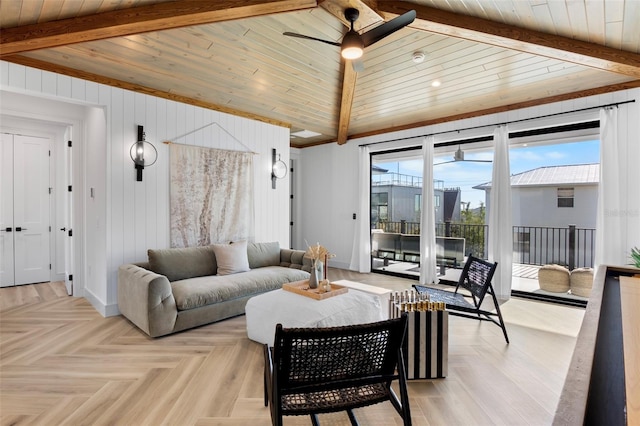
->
[375, 140, 600, 208]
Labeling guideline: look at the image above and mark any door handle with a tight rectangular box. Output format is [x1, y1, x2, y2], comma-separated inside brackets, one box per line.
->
[1, 227, 11, 232]
[15, 227, 27, 232]
[60, 227, 66, 231]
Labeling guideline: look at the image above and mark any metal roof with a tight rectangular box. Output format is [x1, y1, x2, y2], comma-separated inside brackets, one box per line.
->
[474, 164, 600, 189]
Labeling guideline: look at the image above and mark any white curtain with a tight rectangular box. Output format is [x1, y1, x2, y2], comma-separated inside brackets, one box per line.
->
[595, 106, 640, 269]
[487, 125, 513, 300]
[350, 145, 372, 272]
[420, 136, 439, 284]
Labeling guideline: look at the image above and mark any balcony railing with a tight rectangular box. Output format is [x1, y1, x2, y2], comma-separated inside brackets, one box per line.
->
[372, 221, 595, 269]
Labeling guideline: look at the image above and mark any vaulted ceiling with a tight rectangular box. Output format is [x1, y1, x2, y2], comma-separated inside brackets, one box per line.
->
[1, 0, 639, 147]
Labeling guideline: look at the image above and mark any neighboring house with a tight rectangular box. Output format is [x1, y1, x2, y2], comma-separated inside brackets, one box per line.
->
[371, 171, 461, 225]
[474, 164, 599, 228]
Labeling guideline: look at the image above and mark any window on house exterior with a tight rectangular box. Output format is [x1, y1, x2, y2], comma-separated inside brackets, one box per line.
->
[434, 194, 440, 207]
[372, 193, 389, 221]
[557, 187, 574, 208]
[414, 194, 421, 215]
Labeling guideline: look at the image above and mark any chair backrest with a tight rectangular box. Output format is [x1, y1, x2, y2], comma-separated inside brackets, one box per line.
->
[455, 255, 498, 305]
[273, 316, 408, 394]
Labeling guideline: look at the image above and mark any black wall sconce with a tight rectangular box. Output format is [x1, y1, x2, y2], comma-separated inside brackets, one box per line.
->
[271, 148, 287, 189]
[130, 125, 157, 181]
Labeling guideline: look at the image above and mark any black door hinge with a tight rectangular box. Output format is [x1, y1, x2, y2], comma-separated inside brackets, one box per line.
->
[68, 185, 72, 192]
[68, 140, 72, 147]
[69, 274, 73, 281]
[68, 229, 73, 237]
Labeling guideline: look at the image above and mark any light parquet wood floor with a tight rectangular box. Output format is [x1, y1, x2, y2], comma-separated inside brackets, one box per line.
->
[0, 271, 585, 425]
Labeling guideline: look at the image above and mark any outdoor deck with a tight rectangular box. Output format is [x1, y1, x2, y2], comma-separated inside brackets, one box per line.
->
[372, 259, 588, 302]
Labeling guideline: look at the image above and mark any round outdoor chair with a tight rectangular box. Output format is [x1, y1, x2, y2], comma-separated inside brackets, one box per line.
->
[570, 267, 594, 297]
[538, 264, 570, 293]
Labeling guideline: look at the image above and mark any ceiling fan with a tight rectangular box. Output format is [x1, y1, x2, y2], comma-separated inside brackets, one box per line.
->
[283, 8, 416, 70]
[435, 146, 493, 165]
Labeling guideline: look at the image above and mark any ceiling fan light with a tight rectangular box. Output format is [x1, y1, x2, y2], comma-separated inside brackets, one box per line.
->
[341, 31, 364, 59]
[342, 46, 363, 59]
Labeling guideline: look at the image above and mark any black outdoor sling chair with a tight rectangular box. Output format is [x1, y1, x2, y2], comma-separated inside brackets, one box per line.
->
[414, 255, 509, 343]
[263, 315, 412, 426]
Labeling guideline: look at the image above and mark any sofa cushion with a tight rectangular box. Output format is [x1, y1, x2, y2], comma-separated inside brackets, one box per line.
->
[280, 249, 309, 270]
[170, 266, 310, 311]
[247, 242, 281, 269]
[212, 240, 250, 275]
[148, 246, 217, 282]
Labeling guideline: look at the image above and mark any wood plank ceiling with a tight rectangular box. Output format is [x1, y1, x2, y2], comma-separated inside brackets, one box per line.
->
[1, 0, 639, 147]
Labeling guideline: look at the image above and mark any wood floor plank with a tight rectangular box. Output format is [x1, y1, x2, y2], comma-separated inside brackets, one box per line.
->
[59, 380, 135, 426]
[0, 272, 584, 426]
[27, 395, 91, 426]
[127, 356, 207, 426]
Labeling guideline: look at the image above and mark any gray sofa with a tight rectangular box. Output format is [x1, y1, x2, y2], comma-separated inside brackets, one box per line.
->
[117, 241, 310, 337]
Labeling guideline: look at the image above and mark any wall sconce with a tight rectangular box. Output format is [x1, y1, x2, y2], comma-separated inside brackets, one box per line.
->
[271, 148, 287, 189]
[130, 125, 157, 181]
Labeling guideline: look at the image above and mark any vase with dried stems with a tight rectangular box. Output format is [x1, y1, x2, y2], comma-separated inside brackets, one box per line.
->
[305, 243, 335, 289]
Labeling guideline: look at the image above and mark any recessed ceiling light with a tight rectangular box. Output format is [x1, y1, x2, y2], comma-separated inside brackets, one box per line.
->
[431, 80, 441, 87]
[291, 129, 322, 138]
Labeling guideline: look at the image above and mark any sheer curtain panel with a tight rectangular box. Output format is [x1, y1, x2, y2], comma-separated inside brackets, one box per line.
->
[487, 125, 513, 300]
[595, 106, 640, 269]
[420, 136, 439, 285]
[350, 146, 372, 272]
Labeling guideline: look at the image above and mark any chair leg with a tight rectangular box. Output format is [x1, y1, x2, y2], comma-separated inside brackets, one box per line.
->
[396, 348, 412, 426]
[489, 289, 510, 344]
[263, 344, 270, 406]
[347, 409, 359, 425]
[311, 414, 321, 426]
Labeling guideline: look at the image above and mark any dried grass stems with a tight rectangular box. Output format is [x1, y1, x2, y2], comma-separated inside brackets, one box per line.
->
[304, 242, 336, 264]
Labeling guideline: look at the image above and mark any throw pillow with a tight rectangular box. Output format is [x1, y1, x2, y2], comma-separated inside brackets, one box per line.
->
[212, 240, 250, 276]
[148, 246, 217, 282]
[247, 242, 280, 268]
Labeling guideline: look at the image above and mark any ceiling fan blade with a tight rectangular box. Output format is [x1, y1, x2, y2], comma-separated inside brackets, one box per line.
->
[283, 32, 341, 47]
[434, 160, 456, 166]
[361, 10, 416, 48]
[465, 160, 493, 163]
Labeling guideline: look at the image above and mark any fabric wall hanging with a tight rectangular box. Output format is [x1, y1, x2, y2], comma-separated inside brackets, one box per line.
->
[170, 144, 254, 247]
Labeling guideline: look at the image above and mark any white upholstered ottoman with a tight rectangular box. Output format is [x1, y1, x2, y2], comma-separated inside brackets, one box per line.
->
[245, 287, 385, 346]
[332, 279, 392, 319]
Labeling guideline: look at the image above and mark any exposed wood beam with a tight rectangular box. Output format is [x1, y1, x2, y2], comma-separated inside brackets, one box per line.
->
[337, 61, 358, 145]
[0, 0, 317, 56]
[346, 80, 640, 143]
[378, 1, 640, 79]
[3, 54, 291, 130]
[320, 0, 382, 31]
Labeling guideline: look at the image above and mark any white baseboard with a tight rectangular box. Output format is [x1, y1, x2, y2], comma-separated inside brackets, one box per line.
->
[84, 288, 120, 317]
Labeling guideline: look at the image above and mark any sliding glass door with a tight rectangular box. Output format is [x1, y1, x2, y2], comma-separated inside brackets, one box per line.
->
[369, 130, 599, 305]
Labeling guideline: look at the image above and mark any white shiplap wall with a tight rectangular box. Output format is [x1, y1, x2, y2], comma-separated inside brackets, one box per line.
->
[297, 88, 640, 270]
[0, 61, 291, 315]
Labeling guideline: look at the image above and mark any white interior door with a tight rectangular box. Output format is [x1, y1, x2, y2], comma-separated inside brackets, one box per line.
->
[13, 135, 51, 285]
[0, 133, 15, 287]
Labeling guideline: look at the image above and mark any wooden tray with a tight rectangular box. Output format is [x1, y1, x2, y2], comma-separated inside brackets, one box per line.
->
[282, 280, 348, 300]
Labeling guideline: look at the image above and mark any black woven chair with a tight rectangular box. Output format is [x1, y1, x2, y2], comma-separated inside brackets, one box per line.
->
[263, 316, 411, 426]
[414, 255, 509, 343]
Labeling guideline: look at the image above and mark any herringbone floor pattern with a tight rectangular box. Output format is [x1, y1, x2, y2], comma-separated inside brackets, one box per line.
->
[0, 271, 584, 425]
